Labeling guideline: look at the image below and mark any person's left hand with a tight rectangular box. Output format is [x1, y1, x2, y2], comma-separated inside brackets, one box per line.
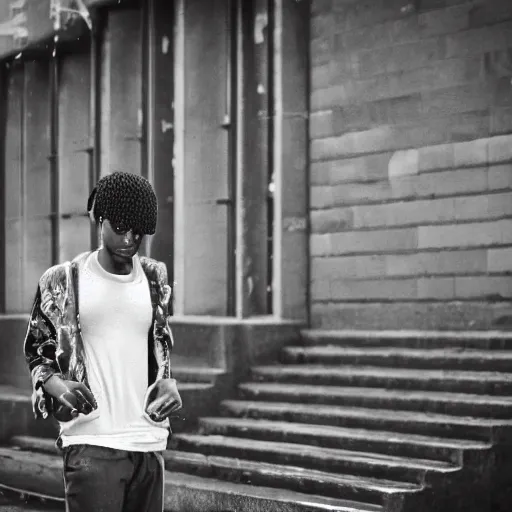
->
[144, 378, 182, 422]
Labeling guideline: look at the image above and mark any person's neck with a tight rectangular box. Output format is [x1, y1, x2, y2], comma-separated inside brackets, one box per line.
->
[97, 247, 134, 275]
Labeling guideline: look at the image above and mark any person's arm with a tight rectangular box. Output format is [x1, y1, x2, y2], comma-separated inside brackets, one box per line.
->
[24, 284, 96, 420]
[23, 286, 61, 419]
[144, 261, 182, 421]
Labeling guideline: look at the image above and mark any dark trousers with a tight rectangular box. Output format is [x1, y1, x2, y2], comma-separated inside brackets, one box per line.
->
[63, 444, 164, 512]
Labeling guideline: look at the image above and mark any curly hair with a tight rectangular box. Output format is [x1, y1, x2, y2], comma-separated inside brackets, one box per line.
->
[87, 172, 158, 235]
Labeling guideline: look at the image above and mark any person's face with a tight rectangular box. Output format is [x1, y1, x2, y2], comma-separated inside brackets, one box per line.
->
[101, 219, 144, 259]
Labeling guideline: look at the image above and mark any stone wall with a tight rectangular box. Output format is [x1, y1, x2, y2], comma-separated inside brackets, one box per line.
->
[309, 0, 512, 330]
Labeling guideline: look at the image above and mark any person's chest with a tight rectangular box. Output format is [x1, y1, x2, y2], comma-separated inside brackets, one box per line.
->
[78, 270, 153, 350]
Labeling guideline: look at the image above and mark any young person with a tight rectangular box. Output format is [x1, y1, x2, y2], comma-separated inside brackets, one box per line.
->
[23, 171, 182, 512]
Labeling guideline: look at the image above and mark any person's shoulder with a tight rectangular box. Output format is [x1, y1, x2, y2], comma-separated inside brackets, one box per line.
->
[139, 256, 169, 282]
[39, 262, 69, 289]
[39, 252, 90, 286]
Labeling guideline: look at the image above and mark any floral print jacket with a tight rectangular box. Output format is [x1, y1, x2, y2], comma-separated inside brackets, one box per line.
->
[23, 251, 173, 420]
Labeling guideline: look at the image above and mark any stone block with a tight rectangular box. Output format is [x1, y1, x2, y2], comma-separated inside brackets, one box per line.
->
[329, 180, 393, 206]
[392, 167, 489, 199]
[330, 94, 423, 132]
[330, 228, 418, 256]
[488, 135, 512, 164]
[330, 277, 418, 301]
[321, 167, 488, 205]
[468, 0, 512, 29]
[310, 208, 354, 233]
[381, 57, 478, 104]
[422, 83, 491, 118]
[310, 111, 333, 138]
[484, 48, 512, 79]
[311, 11, 335, 40]
[455, 276, 512, 300]
[356, 47, 391, 79]
[418, 219, 512, 249]
[419, 4, 470, 36]
[488, 247, 512, 273]
[446, 22, 512, 59]
[311, 63, 331, 91]
[334, 0, 408, 32]
[311, 124, 446, 161]
[486, 192, 512, 217]
[328, 153, 392, 184]
[386, 38, 447, 75]
[373, 94, 424, 125]
[310, 186, 334, 209]
[311, 300, 512, 331]
[388, 149, 419, 178]
[491, 107, 512, 136]
[419, 0, 445, 11]
[311, 278, 332, 301]
[448, 110, 491, 143]
[311, 0, 332, 17]
[311, 34, 333, 66]
[331, 103, 373, 134]
[328, 54, 360, 82]
[418, 143, 455, 172]
[387, 16, 423, 46]
[493, 78, 512, 108]
[310, 84, 348, 112]
[312, 255, 387, 280]
[386, 250, 487, 276]
[336, 18, 391, 52]
[353, 197, 453, 229]
[488, 164, 512, 189]
[310, 233, 332, 257]
[310, 161, 332, 186]
[417, 277, 456, 299]
[452, 194, 490, 221]
[453, 138, 489, 167]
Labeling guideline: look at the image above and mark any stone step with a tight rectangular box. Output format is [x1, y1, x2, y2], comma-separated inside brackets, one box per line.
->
[170, 432, 459, 484]
[10, 437, 57, 456]
[281, 346, 512, 372]
[238, 382, 512, 419]
[197, 416, 491, 464]
[220, 400, 512, 442]
[172, 366, 226, 384]
[0, 445, 383, 512]
[0, 448, 64, 500]
[164, 471, 384, 512]
[0, 490, 64, 512]
[252, 364, 512, 395]
[301, 330, 512, 351]
[163, 451, 421, 508]
[0, 387, 58, 442]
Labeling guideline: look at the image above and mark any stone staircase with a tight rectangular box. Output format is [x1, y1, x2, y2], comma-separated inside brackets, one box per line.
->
[2, 330, 512, 511]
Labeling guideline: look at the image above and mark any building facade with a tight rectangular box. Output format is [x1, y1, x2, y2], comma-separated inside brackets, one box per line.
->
[310, 0, 512, 330]
[1, 0, 512, 331]
[0, 0, 309, 323]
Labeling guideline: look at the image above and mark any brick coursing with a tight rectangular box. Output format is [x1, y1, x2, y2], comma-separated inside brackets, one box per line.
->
[310, 0, 512, 328]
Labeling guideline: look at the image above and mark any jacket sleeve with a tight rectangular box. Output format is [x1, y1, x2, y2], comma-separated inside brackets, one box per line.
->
[23, 285, 61, 419]
[155, 261, 174, 378]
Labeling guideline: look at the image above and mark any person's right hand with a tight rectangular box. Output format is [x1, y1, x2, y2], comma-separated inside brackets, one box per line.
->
[42, 375, 97, 420]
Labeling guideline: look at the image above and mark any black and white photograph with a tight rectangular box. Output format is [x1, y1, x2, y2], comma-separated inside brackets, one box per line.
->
[0, 0, 511, 511]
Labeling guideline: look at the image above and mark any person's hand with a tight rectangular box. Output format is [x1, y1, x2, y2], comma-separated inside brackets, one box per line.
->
[144, 378, 182, 422]
[42, 375, 97, 421]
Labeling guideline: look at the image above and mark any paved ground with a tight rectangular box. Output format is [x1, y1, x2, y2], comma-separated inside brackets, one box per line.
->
[0, 490, 63, 512]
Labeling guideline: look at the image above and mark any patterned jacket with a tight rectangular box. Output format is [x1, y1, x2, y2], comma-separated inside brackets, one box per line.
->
[23, 251, 173, 420]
